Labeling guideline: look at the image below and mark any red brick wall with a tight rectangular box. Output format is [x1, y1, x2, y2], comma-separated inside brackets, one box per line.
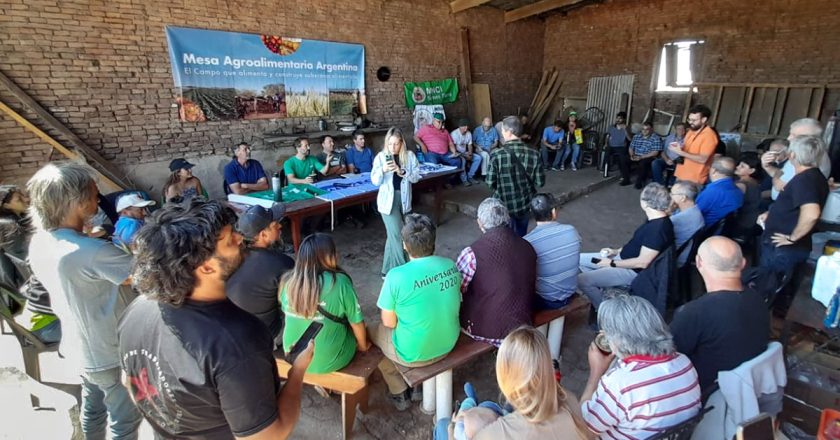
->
[0, 0, 544, 185]
[543, 0, 840, 125]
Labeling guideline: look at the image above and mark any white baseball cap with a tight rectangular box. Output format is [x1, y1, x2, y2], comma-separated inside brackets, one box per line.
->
[116, 193, 156, 212]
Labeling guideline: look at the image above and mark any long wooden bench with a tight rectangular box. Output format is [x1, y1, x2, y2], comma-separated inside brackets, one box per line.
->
[395, 294, 590, 421]
[275, 346, 383, 440]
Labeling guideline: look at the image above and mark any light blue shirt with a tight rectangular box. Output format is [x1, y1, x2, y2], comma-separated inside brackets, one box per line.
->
[663, 133, 684, 160]
[28, 229, 133, 372]
[696, 177, 744, 226]
[542, 127, 565, 146]
[473, 126, 499, 151]
[671, 205, 705, 266]
[524, 222, 581, 302]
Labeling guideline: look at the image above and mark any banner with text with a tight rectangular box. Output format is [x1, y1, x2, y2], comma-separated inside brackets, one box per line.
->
[165, 26, 365, 122]
[404, 78, 459, 109]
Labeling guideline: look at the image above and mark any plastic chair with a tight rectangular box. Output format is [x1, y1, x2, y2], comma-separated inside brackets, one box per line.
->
[0, 366, 78, 438]
[0, 299, 59, 407]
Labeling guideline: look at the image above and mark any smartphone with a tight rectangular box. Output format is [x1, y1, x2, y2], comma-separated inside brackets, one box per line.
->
[385, 153, 393, 162]
[288, 321, 322, 361]
[736, 413, 773, 440]
[591, 257, 602, 264]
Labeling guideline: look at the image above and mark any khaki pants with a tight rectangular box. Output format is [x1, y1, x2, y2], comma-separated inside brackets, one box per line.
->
[368, 323, 446, 395]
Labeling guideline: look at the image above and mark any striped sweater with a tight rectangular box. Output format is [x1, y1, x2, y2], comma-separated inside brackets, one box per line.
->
[582, 353, 701, 440]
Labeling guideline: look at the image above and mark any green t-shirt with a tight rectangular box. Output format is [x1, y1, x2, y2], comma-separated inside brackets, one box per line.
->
[280, 272, 364, 374]
[283, 155, 324, 180]
[376, 256, 462, 363]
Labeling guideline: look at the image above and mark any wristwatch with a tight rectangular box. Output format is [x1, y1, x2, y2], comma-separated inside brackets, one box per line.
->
[610, 260, 617, 268]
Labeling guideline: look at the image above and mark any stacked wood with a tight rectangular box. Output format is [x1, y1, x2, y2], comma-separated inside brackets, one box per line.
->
[525, 68, 563, 138]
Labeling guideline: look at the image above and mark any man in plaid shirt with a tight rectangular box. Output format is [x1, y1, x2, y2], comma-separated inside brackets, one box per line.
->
[486, 116, 545, 236]
[630, 121, 664, 189]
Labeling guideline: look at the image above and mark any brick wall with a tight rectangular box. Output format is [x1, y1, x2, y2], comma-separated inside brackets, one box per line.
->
[0, 0, 544, 186]
[543, 0, 840, 126]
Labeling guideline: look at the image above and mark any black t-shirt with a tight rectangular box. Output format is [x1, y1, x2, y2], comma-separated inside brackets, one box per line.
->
[620, 216, 674, 264]
[226, 248, 295, 338]
[391, 156, 403, 189]
[118, 297, 280, 439]
[764, 167, 829, 249]
[671, 289, 769, 392]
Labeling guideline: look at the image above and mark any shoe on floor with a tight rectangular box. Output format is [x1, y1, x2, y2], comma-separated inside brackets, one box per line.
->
[571, 166, 578, 171]
[551, 166, 560, 171]
[463, 180, 472, 187]
[634, 182, 644, 189]
[619, 180, 632, 186]
[559, 166, 565, 171]
[411, 385, 423, 402]
[389, 389, 412, 411]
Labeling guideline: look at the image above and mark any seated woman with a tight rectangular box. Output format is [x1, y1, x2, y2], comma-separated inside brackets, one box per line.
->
[435, 326, 591, 439]
[163, 158, 204, 204]
[577, 183, 674, 309]
[280, 233, 369, 373]
[734, 153, 764, 238]
[581, 294, 701, 439]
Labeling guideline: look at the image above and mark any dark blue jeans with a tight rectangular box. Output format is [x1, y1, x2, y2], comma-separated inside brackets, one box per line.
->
[534, 294, 573, 310]
[651, 158, 676, 186]
[759, 240, 810, 274]
[510, 213, 529, 237]
[425, 152, 467, 183]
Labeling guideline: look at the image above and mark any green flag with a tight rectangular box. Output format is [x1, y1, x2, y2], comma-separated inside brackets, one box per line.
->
[404, 78, 459, 109]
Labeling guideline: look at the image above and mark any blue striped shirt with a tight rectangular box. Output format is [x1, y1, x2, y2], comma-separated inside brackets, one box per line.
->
[523, 222, 581, 302]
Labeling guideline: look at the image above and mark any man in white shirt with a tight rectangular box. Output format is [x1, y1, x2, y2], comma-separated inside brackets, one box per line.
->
[451, 118, 481, 185]
[764, 118, 832, 200]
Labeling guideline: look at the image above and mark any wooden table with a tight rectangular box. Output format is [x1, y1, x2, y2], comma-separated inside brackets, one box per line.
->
[283, 168, 461, 251]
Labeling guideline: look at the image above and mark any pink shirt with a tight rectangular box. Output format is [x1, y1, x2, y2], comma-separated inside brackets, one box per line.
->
[416, 125, 453, 155]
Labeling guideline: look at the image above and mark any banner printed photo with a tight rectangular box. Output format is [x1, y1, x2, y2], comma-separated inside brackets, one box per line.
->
[165, 26, 365, 122]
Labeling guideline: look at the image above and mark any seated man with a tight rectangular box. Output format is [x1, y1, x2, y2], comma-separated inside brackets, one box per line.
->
[695, 156, 744, 226]
[671, 237, 769, 395]
[283, 137, 330, 185]
[759, 135, 829, 274]
[226, 204, 294, 344]
[224, 142, 269, 195]
[316, 135, 347, 176]
[540, 119, 565, 170]
[345, 130, 374, 174]
[451, 118, 481, 186]
[669, 180, 705, 267]
[578, 183, 674, 308]
[457, 198, 536, 345]
[582, 294, 701, 439]
[629, 121, 664, 189]
[652, 122, 687, 186]
[415, 113, 466, 183]
[472, 117, 497, 177]
[524, 193, 581, 309]
[372, 213, 461, 411]
[605, 111, 632, 186]
[119, 200, 312, 439]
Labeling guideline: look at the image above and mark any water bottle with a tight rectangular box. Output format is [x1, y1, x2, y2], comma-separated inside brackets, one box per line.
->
[825, 288, 840, 329]
[415, 146, 426, 164]
[272, 173, 282, 202]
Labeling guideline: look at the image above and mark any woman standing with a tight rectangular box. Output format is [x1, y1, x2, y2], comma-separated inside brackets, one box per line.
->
[560, 119, 582, 171]
[162, 158, 204, 204]
[280, 233, 369, 374]
[435, 326, 591, 439]
[371, 127, 421, 276]
[734, 153, 764, 238]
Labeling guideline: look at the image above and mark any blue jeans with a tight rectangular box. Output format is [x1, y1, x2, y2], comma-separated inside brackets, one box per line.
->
[31, 319, 61, 344]
[651, 158, 675, 185]
[759, 240, 810, 274]
[541, 144, 562, 168]
[510, 213, 529, 237]
[561, 143, 580, 168]
[81, 368, 142, 440]
[426, 152, 467, 183]
[434, 417, 451, 440]
[464, 154, 482, 179]
[535, 294, 573, 310]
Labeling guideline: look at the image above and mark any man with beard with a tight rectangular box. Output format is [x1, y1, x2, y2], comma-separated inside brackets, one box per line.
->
[118, 200, 313, 439]
[670, 104, 718, 185]
[226, 203, 294, 345]
[284, 137, 330, 184]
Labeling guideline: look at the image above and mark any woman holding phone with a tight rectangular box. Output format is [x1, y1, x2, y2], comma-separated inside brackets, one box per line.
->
[371, 127, 421, 276]
[280, 233, 369, 373]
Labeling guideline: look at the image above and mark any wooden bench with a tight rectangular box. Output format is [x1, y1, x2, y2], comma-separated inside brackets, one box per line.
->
[395, 294, 591, 421]
[275, 347, 383, 440]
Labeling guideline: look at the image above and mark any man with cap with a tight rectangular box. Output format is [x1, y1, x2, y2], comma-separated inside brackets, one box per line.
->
[113, 193, 155, 248]
[226, 203, 294, 343]
[451, 118, 481, 185]
[164, 158, 204, 204]
[414, 113, 466, 183]
[224, 142, 269, 195]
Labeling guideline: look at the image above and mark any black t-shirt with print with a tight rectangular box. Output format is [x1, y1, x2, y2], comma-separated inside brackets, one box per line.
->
[118, 297, 280, 439]
[226, 248, 294, 339]
[764, 167, 829, 249]
[620, 216, 674, 262]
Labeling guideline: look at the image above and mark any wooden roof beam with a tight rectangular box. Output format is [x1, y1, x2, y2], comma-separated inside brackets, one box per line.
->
[505, 0, 585, 23]
[450, 0, 492, 13]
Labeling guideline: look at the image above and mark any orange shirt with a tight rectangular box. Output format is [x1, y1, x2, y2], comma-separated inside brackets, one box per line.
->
[674, 126, 718, 184]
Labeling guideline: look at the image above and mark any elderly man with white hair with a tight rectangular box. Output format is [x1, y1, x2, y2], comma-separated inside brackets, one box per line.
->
[758, 135, 830, 273]
[456, 197, 537, 346]
[763, 118, 832, 200]
[471, 116, 497, 176]
[578, 183, 675, 308]
[581, 294, 701, 439]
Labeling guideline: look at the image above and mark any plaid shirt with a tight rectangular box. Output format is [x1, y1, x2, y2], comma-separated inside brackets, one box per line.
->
[486, 139, 545, 217]
[630, 133, 663, 156]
